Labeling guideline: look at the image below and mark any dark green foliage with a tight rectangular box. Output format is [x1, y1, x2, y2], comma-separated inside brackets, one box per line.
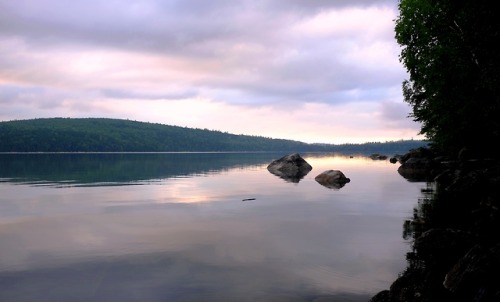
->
[395, 0, 500, 157]
[0, 117, 427, 153]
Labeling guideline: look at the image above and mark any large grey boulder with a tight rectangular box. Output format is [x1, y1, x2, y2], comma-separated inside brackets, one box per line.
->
[267, 153, 312, 183]
[314, 170, 350, 189]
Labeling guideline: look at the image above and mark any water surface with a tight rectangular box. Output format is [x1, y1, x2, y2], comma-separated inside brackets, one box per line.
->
[0, 153, 426, 301]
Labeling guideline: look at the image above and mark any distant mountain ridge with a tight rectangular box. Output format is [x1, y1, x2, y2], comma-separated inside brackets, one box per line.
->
[0, 118, 429, 153]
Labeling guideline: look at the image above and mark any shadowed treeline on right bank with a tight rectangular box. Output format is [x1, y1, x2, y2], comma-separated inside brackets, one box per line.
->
[370, 147, 500, 301]
[371, 0, 500, 298]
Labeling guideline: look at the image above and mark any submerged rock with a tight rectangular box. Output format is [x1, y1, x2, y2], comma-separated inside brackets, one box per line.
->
[370, 153, 388, 160]
[267, 153, 312, 183]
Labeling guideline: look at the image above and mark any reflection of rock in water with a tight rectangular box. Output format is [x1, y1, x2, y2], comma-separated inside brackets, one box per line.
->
[397, 158, 435, 182]
[267, 153, 312, 183]
[314, 170, 350, 190]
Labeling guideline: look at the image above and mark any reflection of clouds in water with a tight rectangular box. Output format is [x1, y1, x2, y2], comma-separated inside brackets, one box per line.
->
[0, 154, 425, 300]
[152, 168, 273, 204]
[0, 199, 408, 296]
[156, 178, 213, 204]
[0, 249, 373, 302]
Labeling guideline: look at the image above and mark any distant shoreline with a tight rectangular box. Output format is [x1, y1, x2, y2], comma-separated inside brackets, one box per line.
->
[0, 117, 429, 154]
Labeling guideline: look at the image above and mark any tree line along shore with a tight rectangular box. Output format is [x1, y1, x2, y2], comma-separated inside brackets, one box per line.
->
[0, 117, 428, 154]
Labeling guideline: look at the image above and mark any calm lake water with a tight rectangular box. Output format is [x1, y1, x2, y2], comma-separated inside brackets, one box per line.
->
[0, 153, 427, 302]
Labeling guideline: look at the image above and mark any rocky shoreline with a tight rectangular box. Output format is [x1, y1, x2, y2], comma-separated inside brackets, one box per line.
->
[369, 147, 500, 301]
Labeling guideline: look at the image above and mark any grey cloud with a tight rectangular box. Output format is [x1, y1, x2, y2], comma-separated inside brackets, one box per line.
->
[0, 85, 44, 103]
[0, 0, 404, 107]
[380, 100, 421, 130]
[0, 85, 69, 109]
[0, 0, 274, 53]
[0, 85, 96, 112]
[99, 88, 199, 100]
[381, 100, 411, 120]
[0, 0, 397, 53]
[0, 85, 68, 121]
[199, 51, 404, 105]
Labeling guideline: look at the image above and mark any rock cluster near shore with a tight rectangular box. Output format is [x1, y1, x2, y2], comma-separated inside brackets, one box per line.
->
[267, 153, 350, 190]
[370, 147, 500, 302]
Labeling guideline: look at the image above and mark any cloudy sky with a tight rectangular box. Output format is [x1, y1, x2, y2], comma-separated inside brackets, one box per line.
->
[0, 0, 421, 144]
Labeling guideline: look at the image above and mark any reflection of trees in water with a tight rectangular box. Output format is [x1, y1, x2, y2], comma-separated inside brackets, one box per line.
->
[390, 184, 454, 300]
[398, 183, 450, 300]
[382, 175, 500, 302]
[403, 182, 436, 242]
[0, 153, 282, 186]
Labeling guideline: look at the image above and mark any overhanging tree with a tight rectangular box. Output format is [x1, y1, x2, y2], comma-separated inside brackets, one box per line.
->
[395, 0, 500, 156]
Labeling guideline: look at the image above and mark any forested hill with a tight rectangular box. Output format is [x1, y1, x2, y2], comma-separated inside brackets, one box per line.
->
[0, 118, 428, 153]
